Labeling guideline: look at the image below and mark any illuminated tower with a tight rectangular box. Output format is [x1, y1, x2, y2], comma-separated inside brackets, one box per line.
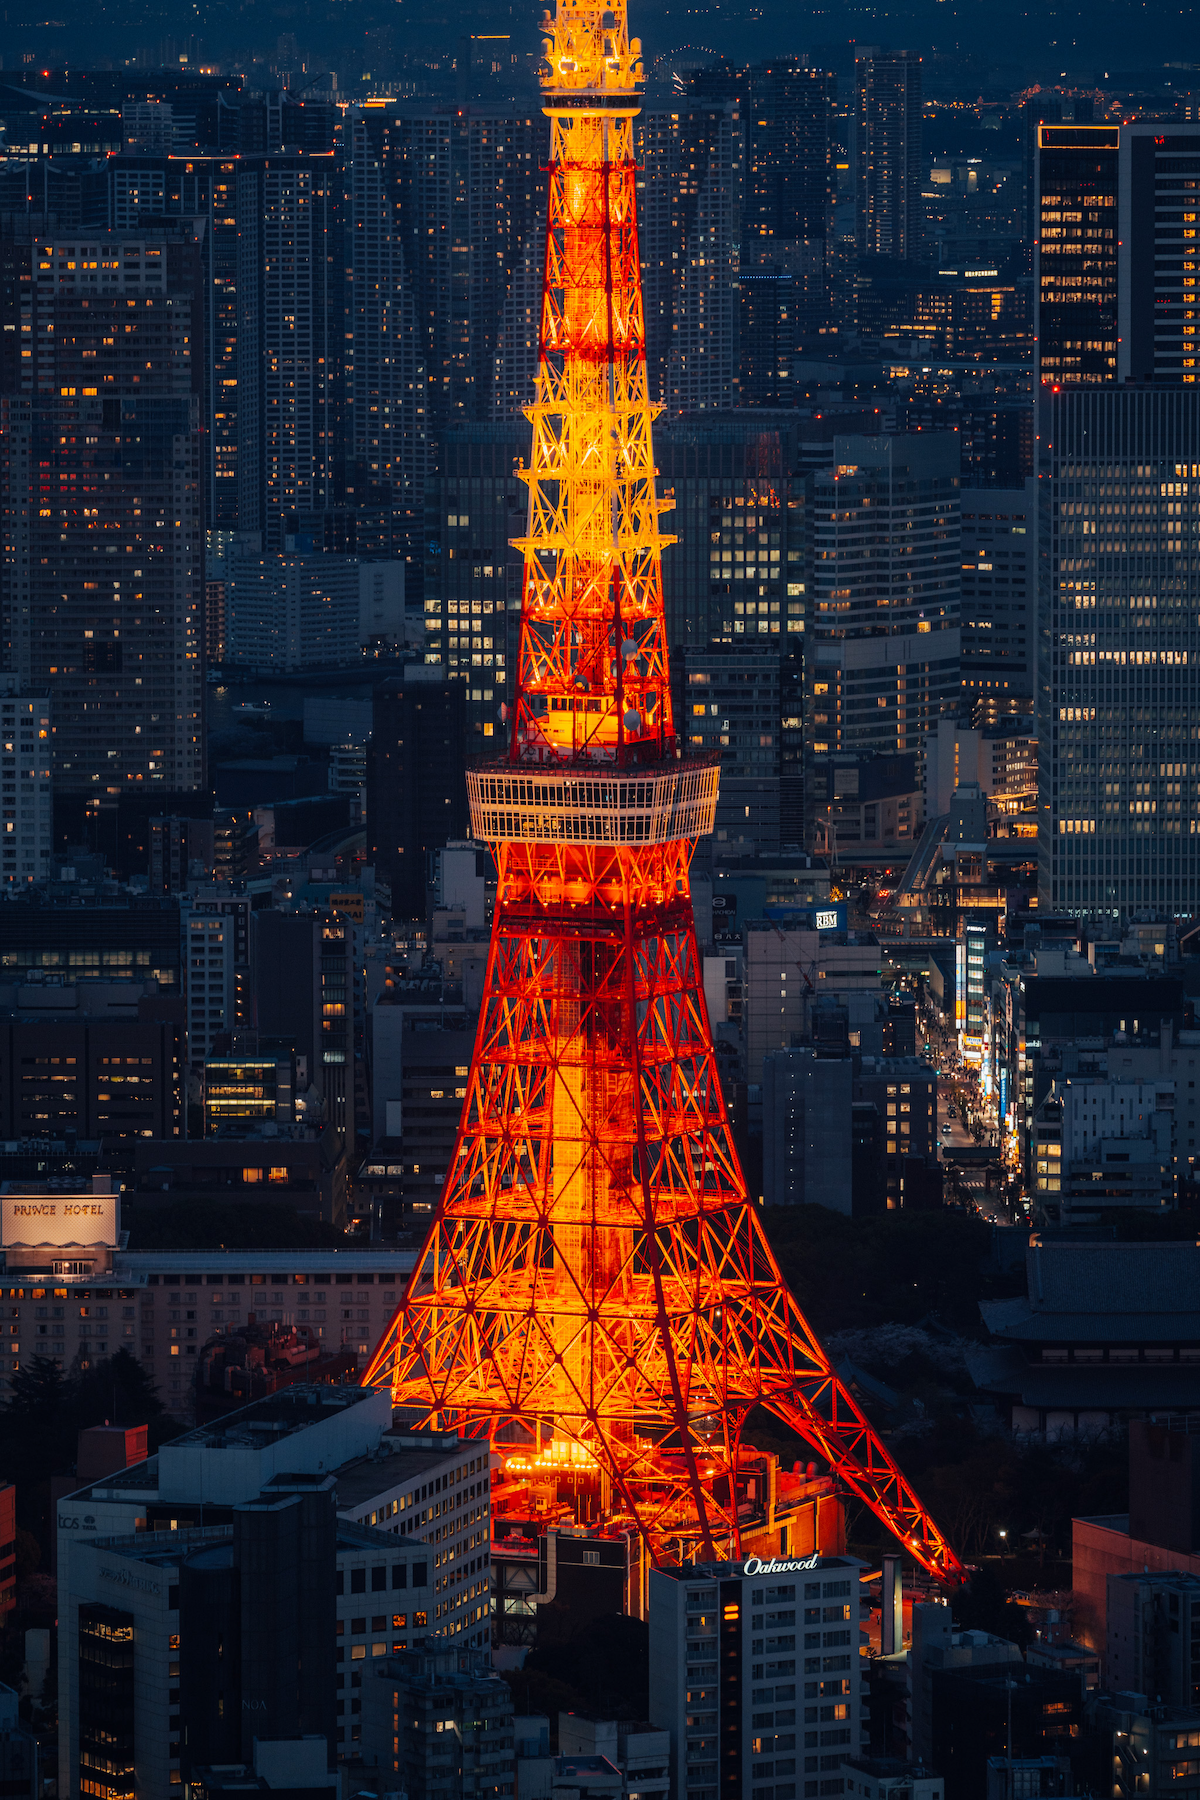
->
[365, 0, 962, 1583]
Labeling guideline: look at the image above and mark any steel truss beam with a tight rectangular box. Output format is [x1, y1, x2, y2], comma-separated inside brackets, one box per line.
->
[363, 0, 964, 1586]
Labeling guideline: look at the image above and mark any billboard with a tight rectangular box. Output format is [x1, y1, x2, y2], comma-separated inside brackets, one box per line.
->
[2, 1189, 118, 1248]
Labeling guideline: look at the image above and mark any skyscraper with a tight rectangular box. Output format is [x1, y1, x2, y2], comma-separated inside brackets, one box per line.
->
[1036, 120, 1200, 391]
[1038, 388, 1200, 919]
[638, 101, 743, 411]
[393, 111, 547, 430]
[807, 432, 961, 770]
[1035, 123, 1119, 389]
[344, 110, 429, 561]
[1120, 121, 1200, 384]
[366, 675, 469, 921]
[854, 48, 923, 263]
[959, 483, 1036, 711]
[236, 153, 344, 554]
[686, 58, 837, 356]
[420, 422, 525, 745]
[741, 59, 836, 358]
[0, 225, 204, 797]
[106, 154, 240, 527]
[680, 641, 783, 860]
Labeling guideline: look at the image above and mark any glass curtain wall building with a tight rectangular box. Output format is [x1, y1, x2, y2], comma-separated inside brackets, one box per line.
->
[1038, 387, 1200, 917]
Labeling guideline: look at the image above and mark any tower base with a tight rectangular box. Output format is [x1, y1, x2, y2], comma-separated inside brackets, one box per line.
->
[490, 1438, 847, 1637]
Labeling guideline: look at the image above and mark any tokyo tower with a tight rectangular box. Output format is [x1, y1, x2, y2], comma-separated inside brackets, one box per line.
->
[364, 0, 962, 1583]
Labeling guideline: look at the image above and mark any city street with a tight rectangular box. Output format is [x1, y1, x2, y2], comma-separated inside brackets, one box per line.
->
[920, 1014, 1010, 1221]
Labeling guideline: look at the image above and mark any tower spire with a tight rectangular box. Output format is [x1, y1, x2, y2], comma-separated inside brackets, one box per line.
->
[364, 0, 963, 1584]
[512, 0, 670, 768]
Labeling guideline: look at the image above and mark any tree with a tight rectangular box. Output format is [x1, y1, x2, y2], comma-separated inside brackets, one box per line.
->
[524, 1614, 649, 1719]
[500, 1669, 588, 1739]
[13, 1530, 39, 1584]
[72, 1348, 166, 1430]
[953, 1562, 1031, 1647]
[0, 1347, 182, 1555]
[6, 1357, 68, 1420]
[0, 1359, 76, 1491]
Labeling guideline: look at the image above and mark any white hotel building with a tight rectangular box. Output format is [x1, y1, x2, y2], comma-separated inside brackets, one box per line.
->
[0, 1175, 415, 1414]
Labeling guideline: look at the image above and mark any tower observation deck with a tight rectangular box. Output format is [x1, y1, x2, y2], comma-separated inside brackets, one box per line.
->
[364, 0, 963, 1583]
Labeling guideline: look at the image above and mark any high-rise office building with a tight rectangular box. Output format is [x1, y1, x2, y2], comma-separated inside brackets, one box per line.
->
[654, 415, 807, 650]
[854, 49, 923, 262]
[680, 642, 783, 861]
[236, 153, 345, 554]
[807, 433, 961, 781]
[393, 111, 547, 430]
[366, 675, 469, 921]
[0, 679, 52, 885]
[105, 155, 240, 526]
[180, 1482, 338, 1772]
[420, 422, 525, 743]
[0, 225, 205, 797]
[1038, 387, 1200, 919]
[1034, 123, 1119, 389]
[741, 59, 836, 367]
[57, 1389, 487, 1794]
[959, 483, 1035, 709]
[344, 110, 429, 562]
[638, 103, 743, 411]
[1036, 120, 1200, 390]
[893, 395, 1034, 489]
[742, 62, 835, 264]
[1120, 121, 1200, 384]
[687, 59, 837, 357]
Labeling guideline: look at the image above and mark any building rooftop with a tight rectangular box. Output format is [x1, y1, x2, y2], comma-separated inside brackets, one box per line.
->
[63, 1386, 393, 1508]
[968, 1347, 1200, 1408]
[979, 1241, 1200, 1343]
[170, 1386, 379, 1453]
[553, 1755, 622, 1780]
[116, 1249, 415, 1272]
[655, 1553, 863, 1584]
[843, 1758, 940, 1778]
[332, 1432, 468, 1512]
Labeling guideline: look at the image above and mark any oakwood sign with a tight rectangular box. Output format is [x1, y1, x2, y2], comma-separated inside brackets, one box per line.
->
[742, 1554, 821, 1576]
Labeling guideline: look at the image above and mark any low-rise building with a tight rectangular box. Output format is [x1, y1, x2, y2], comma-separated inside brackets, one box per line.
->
[983, 1756, 1075, 1799]
[907, 1604, 1022, 1770]
[492, 1521, 633, 1652]
[120, 1127, 349, 1235]
[969, 1241, 1200, 1436]
[1107, 1570, 1200, 1704]
[842, 1759, 944, 1800]
[362, 1641, 514, 1799]
[1031, 1077, 1174, 1225]
[0, 1683, 36, 1800]
[1091, 1694, 1200, 1800]
[558, 1715, 670, 1798]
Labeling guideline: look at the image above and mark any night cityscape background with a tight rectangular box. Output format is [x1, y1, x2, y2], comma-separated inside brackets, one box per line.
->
[0, 0, 1189, 1797]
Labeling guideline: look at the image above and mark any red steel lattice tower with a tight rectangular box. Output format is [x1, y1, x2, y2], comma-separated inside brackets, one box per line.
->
[364, 0, 963, 1582]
